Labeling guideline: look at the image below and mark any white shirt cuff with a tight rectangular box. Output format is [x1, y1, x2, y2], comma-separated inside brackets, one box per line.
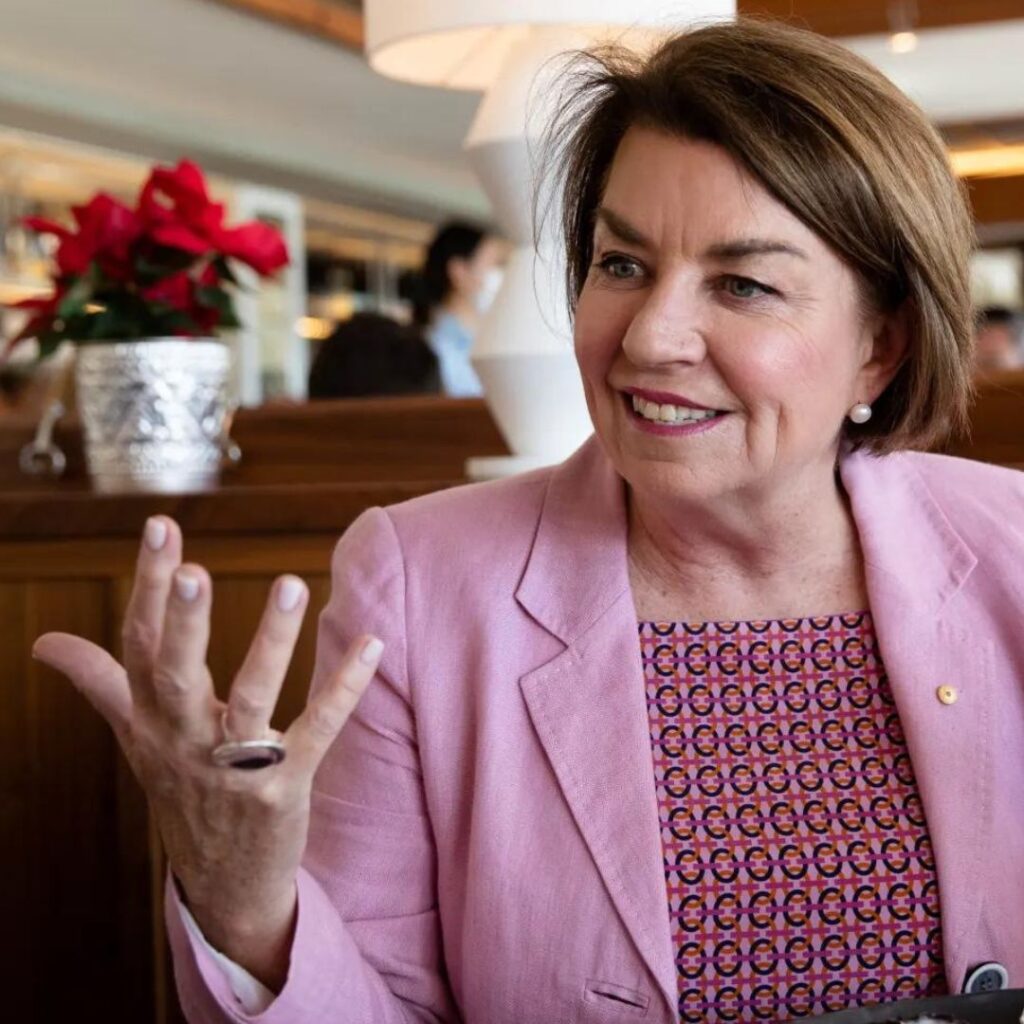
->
[178, 900, 276, 1016]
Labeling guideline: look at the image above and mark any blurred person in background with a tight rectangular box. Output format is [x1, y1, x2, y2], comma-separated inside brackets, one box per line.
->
[307, 312, 439, 399]
[411, 220, 505, 397]
[974, 305, 1024, 374]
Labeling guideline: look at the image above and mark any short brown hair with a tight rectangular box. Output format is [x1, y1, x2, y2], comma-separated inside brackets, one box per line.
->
[544, 18, 976, 453]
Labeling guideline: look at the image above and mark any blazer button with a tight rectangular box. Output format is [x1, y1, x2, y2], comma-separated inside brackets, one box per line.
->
[936, 684, 958, 705]
[962, 961, 1009, 994]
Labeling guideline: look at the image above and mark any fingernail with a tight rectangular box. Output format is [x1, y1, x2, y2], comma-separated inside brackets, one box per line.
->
[276, 576, 305, 613]
[174, 571, 201, 603]
[144, 517, 168, 551]
[359, 637, 384, 665]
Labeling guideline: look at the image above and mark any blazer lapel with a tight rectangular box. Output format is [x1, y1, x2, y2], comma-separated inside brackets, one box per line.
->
[517, 438, 678, 1020]
[841, 451, 994, 992]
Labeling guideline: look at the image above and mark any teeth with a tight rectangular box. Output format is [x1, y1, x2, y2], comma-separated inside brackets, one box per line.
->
[631, 395, 717, 424]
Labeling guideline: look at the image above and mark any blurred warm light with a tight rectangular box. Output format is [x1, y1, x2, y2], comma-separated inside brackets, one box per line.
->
[888, 30, 918, 53]
[0, 281, 49, 304]
[297, 316, 334, 340]
[950, 144, 1024, 179]
[310, 293, 357, 321]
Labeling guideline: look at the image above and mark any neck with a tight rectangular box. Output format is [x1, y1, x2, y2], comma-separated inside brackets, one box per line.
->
[439, 296, 479, 333]
[627, 457, 867, 622]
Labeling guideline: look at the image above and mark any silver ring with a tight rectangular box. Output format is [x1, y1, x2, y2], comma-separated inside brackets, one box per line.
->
[211, 739, 286, 770]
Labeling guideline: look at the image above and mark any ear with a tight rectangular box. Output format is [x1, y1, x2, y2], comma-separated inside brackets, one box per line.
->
[857, 300, 911, 403]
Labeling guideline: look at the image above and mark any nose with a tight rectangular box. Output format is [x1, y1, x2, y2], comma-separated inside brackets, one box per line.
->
[619, 277, 708, 369]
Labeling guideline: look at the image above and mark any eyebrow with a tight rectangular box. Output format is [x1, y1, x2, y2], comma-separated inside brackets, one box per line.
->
[595, 206, 808, 262]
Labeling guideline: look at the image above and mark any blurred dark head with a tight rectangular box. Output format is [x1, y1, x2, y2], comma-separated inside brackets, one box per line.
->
[978, 306, 1016, 328]
[975, 306, 1023, 372]
[411, 221, 489, 326]
[307, 312, 439, 399]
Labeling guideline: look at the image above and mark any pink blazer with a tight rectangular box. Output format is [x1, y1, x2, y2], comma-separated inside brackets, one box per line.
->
[168, 436, 1024, 1023]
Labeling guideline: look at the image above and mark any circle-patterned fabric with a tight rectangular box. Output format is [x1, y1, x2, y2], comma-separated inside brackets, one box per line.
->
[640, 612, 947, 1022]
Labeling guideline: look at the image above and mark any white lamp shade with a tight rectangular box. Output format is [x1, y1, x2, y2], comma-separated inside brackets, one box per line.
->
[365, 0, 736, 89]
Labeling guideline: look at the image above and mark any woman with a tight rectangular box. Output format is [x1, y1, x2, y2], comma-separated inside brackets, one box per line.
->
[412, 221, 506, 397]
[34, 19, 1024, 1024]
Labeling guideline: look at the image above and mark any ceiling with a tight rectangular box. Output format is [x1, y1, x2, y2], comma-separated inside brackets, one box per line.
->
[0, 0, 484, 219]
[0, 0, 1022, 219]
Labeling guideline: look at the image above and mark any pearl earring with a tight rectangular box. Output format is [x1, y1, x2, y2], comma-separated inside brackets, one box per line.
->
[848, 403, 872, 424]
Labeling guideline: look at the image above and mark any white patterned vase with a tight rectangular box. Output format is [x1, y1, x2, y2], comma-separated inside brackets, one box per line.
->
[75, 339, 231, 494]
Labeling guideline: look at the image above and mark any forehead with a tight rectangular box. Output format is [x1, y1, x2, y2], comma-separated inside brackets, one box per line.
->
[599, 126, 817, 250]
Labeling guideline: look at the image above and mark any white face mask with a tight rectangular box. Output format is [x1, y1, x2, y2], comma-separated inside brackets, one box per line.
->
[473, 267, 504, 316]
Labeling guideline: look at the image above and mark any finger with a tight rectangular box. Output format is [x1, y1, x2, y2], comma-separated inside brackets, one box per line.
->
[33, 632, 133, 735]
[121, 516, 183, 707]
[224, 575, 309, 741]
[151, 564, 215, 734]
[287, 634, 383, 775]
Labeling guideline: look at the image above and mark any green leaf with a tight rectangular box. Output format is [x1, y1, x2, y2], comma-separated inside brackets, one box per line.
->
[151, 309, 197, 334]
[216, 307, 241, 329]
[213, 255, 240, 287]
[83, 309, 122, 340]
[37, 331, 66, 359]
[57, 273, 96, 320]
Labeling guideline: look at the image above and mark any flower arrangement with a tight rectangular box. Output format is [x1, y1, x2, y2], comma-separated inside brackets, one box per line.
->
[5, 159, 289, 359]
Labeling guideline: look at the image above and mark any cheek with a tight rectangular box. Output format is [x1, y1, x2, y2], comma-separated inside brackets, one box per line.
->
[718, 324, 856, 421]
[573, 290, 628, 379]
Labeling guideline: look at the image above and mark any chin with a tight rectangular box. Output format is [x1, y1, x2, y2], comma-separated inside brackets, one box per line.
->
[621, 454, 728, 506]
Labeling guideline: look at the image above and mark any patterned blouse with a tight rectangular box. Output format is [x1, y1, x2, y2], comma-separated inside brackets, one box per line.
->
[640, 612, 947, 1023]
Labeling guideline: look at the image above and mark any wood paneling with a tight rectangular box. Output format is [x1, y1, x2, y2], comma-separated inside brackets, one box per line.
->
[0, 582, 32, 1017]
[206, 574, 333, 730]
[211, 0, 363, 50]
[0, 480, 457, 541]
[737, 0, 1024, 37]
[2, 579, 156, 1021]
[967, 174, 1024, 226]
[947, 368, 1024, 467]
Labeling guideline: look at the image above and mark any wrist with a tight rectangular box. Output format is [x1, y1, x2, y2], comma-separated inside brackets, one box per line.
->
[177, 877, 298, 993]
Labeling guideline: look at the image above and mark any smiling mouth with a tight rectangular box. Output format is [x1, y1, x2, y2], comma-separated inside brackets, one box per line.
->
[623, 392, 725, 426]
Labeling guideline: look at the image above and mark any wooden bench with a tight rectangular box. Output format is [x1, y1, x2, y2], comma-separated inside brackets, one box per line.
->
[0, 395, 510, 491]
[946, 368, 1024, 469]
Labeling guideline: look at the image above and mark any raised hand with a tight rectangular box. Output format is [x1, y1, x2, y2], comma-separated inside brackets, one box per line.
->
[32, 515, 383, 990]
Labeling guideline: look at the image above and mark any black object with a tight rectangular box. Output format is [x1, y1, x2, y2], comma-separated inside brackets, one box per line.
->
[802, 988, 1023, 1023]
[307, 313, 440, 398]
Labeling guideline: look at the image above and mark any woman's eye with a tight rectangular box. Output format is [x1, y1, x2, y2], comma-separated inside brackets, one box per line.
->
[596, 254, 645, 281]
[721, 275, 774, 299]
